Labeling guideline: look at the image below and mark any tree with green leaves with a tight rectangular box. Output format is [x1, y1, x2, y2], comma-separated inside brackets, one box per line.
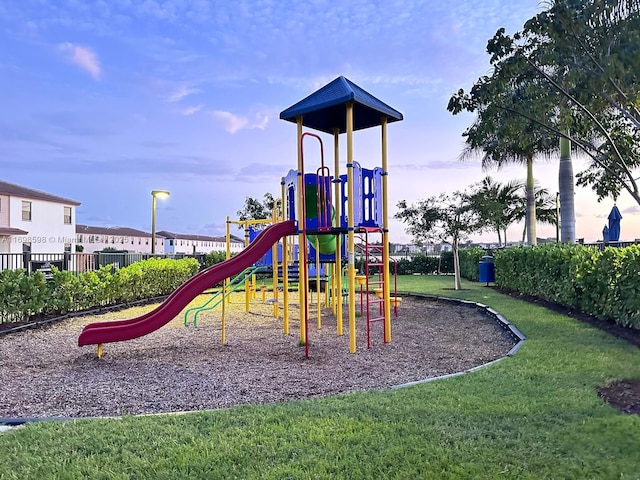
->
[448, 43, 561, 245]
[468, 176, 558, 245]
[395, 192, 482, 290]
[236, 193, 277, 224]
[468, 177, 523, 246]
[449, 1, 640, 244]
[518, 184, 559, 243]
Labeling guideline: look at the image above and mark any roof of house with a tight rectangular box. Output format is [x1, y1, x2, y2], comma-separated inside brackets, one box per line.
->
[0, 179, 81, 206]
[156, 230, 242, 244]
[279, 76, 403, 134]
[76, 224, 159, 238]
[0, 227, 29, 235]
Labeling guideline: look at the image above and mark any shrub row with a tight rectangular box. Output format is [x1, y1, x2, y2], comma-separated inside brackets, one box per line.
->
[394, 253, 455, 275]
[0, 257, 200, 323]
[458, 247, 487, 281]
[493, 243, 640, 329]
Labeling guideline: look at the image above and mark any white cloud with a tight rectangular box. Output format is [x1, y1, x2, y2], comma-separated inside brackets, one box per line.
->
[166, 84, 201, 103]
[211, 110, 269, 134]
[59, 43, 101, 80]
[180, 104, 203, 116]
[212, 111, 248, 134]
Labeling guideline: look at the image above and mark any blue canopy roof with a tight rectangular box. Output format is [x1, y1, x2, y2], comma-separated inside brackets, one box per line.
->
[279, 76, 403, 134]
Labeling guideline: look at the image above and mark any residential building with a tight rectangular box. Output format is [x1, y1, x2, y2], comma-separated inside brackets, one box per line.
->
[76, 225, 165, 254]
[157, 231, 244, 255]
[0, 179, 80, 256]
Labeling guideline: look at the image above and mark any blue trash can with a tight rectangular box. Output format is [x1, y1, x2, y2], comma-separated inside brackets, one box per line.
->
[478, 255, 495, 285]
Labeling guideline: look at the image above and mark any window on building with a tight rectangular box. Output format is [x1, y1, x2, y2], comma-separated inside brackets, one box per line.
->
[22, 201, 32, 221]
[64, 206, 72, 224]
[169, 240, 174, 246]
[64, 243, 71, 253]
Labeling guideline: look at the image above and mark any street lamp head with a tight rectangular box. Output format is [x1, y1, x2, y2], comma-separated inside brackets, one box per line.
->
[151, 190, 170, 198]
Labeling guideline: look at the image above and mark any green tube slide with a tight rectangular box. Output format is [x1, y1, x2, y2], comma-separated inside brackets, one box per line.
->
[305, 183, 337, 255]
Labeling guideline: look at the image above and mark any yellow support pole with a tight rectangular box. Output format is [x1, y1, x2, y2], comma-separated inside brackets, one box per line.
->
[381, 116, 392, 343]
[272, 207, 279, 317]
[245, 275, 250, 312]
[324, 265, 330, 308]
[333, 128, 343, 335]
[282, 176, 290, 334]
[226, 216, 231, 305]
[96, 343, 103, 359]
[221, 279, 227, 344]
[283, 235, 289, 334]
[225, 216, 231, 260]
[251, 273, 257, 299]
[296, 116, 307, 344]
[346, 101, 356, 353]
[316, 237, 321, 330]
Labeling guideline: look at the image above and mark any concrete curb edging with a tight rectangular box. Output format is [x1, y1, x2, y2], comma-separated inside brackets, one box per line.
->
[389, 292, 526, 390]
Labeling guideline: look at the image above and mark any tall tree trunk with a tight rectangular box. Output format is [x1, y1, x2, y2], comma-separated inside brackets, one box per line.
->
[453, 237, 462, 290]
[559, 135, 576, 243]
[526, 156, 537, 245]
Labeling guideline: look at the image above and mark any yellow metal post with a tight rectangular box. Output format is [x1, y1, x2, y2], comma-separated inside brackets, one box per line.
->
[282, 175, 290, 334]
[251, 273, 257, 299]
[346, 101, 356, 353]
[296, 116, 307, 344]
[316, 237, 321, 330]
[283, 234, 289, 334]
[381, 117, 392, 343]
[225, 216, 231, 260]
[221, 279, 227, 344]
[245, 274, 250, 312]
[333, 128, 343, 335]
[226, 216, 232, 305]
[96, 343, 103, 359]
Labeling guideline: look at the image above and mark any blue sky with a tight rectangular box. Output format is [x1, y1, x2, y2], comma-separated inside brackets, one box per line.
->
[1, 0, 635, 244]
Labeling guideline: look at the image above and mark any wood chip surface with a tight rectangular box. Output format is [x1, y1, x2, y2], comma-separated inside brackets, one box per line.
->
[0, 293, 515, 418]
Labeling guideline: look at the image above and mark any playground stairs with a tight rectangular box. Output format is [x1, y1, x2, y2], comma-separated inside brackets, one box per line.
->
[276, 261, 300, 283]
[355, 231, 398, 349]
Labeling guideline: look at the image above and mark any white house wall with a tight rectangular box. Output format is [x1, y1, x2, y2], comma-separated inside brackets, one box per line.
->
[77, 235, 163, 254]
[9, 197, 76, 254]
[165, 239, 243, 255]
[0, 194, 9, 228]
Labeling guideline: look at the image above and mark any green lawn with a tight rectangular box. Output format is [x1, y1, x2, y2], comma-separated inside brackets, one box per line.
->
[1, 275, 639, 479]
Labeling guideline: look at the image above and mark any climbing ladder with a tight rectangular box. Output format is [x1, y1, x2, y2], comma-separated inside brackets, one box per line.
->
[356, 229, 399, 348]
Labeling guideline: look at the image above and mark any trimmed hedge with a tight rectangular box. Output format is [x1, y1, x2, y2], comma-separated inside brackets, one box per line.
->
[493, 243, 640, 329]
[458, 247, 487, 281]
[0, 258, 200, 322]
[394, 254, 452, 275]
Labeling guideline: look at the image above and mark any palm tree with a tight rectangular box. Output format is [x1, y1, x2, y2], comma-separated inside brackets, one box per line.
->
[469, 176, 523, 246]
[517, 184, 559, 243]
[459, 103, 557, 245]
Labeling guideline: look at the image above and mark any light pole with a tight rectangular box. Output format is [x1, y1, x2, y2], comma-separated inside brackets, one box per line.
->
[151, 190, 170, 254]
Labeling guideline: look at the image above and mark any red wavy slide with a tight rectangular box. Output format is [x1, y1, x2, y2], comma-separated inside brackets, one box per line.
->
[78, 220, 297, 347]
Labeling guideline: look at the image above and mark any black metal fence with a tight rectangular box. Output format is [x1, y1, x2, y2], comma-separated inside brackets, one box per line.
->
[0, 251, 208, 277]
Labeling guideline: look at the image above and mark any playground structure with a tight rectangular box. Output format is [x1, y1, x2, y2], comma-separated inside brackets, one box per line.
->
[78, 76, 403, 357]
